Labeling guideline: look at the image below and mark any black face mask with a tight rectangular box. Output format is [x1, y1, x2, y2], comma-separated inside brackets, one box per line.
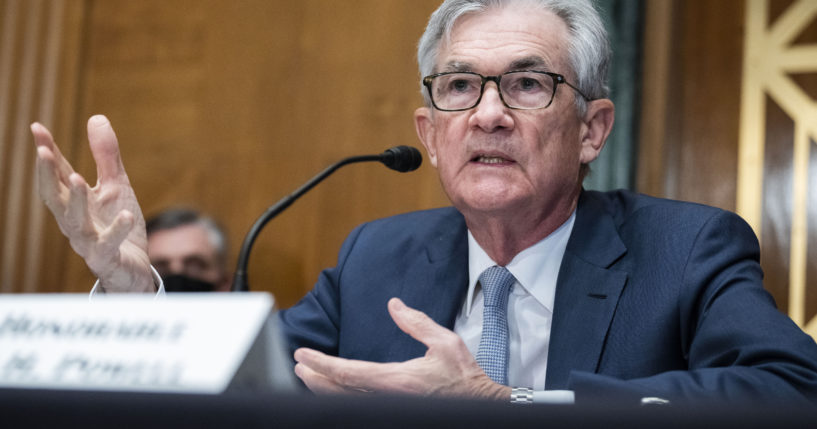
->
[163, 274, 217, 292]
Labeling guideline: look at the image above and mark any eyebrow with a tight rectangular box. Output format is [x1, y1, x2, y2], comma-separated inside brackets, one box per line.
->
[439, 56, 551, 74]
[508, 56, 549, 71]
[440, 61, 475, 72]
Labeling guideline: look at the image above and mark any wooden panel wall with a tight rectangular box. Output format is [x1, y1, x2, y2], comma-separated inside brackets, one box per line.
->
[7, 0, 814, 337]
[0, 0, 86, 294]
[3, 0, 448, 307]
[739, 0, 817, 336]
[639, 0, 817, 337]
[638, 0, 746, 209]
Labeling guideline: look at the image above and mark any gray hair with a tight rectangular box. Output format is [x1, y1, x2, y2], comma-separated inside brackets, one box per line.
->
[146, 207, 229, 265]
[417, 0, 610, 114]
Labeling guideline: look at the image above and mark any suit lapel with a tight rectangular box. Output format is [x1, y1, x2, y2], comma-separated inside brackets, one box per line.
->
[546, 192, 628, 389]
[382, 198, 629, 377]
[392, 209, 469, 358]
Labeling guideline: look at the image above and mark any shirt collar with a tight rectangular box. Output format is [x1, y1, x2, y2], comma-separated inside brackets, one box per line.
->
[465, 210, 576, 317]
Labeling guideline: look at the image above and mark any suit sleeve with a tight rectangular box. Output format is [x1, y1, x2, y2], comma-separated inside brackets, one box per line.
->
[276, 223, 367, 359]
[567, 210, 817, 406]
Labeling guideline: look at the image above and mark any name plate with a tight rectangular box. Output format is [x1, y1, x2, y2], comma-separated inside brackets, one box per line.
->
[0, 293, 295, 394]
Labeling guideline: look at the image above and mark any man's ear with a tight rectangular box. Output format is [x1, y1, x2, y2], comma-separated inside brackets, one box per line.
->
[578, 98, 615, 164]
[414, 106, 438, 168]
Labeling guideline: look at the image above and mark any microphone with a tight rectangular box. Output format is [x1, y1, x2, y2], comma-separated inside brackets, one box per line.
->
[231, 146, 423, 292]
[380, 145, 423, 172]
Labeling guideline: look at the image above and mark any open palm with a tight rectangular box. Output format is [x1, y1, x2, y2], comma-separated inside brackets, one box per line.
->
[31, 115, 154, 292]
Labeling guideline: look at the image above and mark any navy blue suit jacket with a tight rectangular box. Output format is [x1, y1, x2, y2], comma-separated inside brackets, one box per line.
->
[279, 190, 817, 404]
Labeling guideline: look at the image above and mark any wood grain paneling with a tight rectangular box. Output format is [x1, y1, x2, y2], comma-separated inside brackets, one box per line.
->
[25, 0, 447, 306]
[791, 4, 817, 334]
[808, 140, 817, 321]
[637, 0, 680, 197]
[640, 0, 817, 336]
[639, 0, 746, 210]
[11, 0, 813, 334]
[762, 96, 794, 314]
[0, 0, 88, 293]
[675, 0, 746, 210]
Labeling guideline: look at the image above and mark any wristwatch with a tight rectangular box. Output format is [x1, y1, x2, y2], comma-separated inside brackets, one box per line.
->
[510, 387, 534, 404]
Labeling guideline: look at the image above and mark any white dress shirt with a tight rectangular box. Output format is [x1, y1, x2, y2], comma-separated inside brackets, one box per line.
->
[454, 210, 576, 402]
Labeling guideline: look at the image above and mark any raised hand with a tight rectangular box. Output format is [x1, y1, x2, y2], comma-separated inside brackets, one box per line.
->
[31, 115, 154, 292]
[293, 298, 510, 400]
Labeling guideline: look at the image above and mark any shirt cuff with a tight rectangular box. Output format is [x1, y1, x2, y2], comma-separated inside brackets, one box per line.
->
[89, 266, 166, 298]
[533, 390, 575, 404]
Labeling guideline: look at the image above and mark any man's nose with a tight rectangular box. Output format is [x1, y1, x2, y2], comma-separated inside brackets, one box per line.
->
[469, 82, 514, 132]
[168, 260, 185, 275]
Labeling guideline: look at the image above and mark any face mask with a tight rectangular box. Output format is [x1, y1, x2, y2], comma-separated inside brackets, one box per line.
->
[162, 274, 217, 292]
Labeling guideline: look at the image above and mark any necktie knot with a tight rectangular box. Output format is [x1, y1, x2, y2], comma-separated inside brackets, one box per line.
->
[479, 265, 515, 308]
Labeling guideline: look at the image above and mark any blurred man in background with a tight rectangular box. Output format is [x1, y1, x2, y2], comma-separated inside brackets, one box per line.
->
[146, 208, 231, 292]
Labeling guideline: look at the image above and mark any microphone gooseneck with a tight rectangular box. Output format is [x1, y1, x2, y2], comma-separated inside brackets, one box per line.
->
[232, 146, 423, 292]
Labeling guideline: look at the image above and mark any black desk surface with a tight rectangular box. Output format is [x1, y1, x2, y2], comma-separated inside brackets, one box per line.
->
[1, 388, 814, 428]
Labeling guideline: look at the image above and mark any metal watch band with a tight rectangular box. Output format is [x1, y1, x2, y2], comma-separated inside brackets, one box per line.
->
[510, 387, 534, 404]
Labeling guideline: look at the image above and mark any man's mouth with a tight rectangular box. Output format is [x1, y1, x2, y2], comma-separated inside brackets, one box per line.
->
[473, 155, 512, 164]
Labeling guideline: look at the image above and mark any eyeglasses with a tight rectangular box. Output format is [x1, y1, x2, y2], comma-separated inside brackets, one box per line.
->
[422, 70, 591, 112]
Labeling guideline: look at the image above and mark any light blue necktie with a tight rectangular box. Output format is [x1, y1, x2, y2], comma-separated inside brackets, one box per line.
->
[475, 265, 515, 385]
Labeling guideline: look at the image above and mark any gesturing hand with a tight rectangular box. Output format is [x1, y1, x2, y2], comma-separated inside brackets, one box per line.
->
[31, 115, 153, 292]
[294, 298, 510, 400]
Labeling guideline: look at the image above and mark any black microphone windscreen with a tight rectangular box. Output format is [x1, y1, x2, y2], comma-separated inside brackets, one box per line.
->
[380, 146, 423, 172]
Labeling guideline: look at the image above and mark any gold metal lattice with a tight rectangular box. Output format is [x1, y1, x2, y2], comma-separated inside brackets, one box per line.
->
[738, 0, 817, 337]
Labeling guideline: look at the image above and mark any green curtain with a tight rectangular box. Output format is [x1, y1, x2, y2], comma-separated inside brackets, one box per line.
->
[583, 0, 643, 191]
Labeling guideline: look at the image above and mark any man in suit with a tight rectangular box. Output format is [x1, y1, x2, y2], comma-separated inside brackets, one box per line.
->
[31, 0, 817, 405]
[281, 0, 817, 404]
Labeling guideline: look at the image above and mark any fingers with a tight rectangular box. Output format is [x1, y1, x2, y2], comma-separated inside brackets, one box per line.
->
[35, 146, 66, 211]
[86, 115, 128, 184]
[387, 298, 451, 348]
[99, 210, 135, 253]
[294, 361, 369, 395]
[294, 348, 394, 393]
[66, 173, 93, 234]
[84, 210, 134, 274]
[44, 168, 133, 259]
[31, 122, 74, 185]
